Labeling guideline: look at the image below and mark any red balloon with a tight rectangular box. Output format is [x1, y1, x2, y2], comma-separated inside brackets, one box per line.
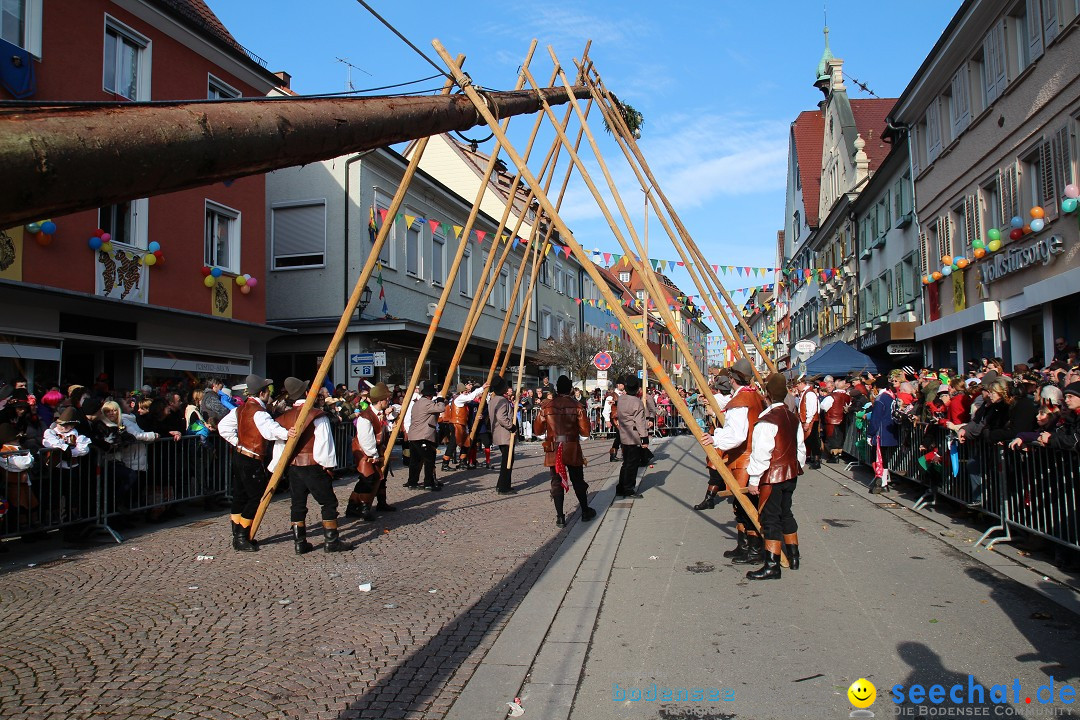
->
[201, 266, 212, 276]
[93, 228, 105, 237]
[1010, 228, 1023, 240]
[153, 250, 163, 259]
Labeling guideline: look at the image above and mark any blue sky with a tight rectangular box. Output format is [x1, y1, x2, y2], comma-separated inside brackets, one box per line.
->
[214, 1, 961, 331]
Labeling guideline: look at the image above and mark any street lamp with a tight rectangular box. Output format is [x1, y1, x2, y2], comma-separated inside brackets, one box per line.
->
[357, 284, 373, 316]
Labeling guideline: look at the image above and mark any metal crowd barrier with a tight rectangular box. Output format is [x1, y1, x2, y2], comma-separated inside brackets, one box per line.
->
[1, 422, 362, 545]
[841, 419, 1080, 553]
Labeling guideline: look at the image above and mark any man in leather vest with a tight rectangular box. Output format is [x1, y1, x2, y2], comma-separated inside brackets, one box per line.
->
[405, 380, 446, 490]
[533, 375, 597, 527]
[347, 382, 395, 521]
[488, 374, 518, 494]
[218, 374, 295, 552]
[448, 381, 485, 469]
[797, 375, 822, 469]
[698, 358, 767, 564]
[270, 377, 349, 554]
[820, 376, 853, 463]
[746, 373, 806, 580]
[615, 376, 647, 497]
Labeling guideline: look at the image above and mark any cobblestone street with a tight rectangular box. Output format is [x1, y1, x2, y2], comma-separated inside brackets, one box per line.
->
[0, 440, 619, 720]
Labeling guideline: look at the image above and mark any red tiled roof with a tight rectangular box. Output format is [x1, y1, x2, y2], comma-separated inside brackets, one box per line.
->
[850, 98, 897, 173]
[151, 0, 247, 59]
[792, 110, 825, 228]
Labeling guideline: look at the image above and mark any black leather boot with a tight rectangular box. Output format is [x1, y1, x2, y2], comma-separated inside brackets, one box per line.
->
[693, 490, 718, 511]
[731, 534, 763, 564]
[746, 551, 781, 580]
[234, 525, 259, 552]
[580, 506, 597, 521]
[722, 530, 747, 559]
[555, 514, 566, 527]
[292, 524, 313, 555]
[231, 521, 243, 551]
[785, 543, 800, 570]
[323, 527, 351, 553]
[345, 501, 368, 519]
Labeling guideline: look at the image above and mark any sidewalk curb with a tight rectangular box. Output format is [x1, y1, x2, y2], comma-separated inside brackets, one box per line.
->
[815, 461, 1080, 616]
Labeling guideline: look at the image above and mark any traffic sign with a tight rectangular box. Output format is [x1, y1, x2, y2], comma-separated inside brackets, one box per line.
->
[596, 370, 608, 381]
[637, 369, 644, 379]
[593, 351, 612, 370]
[350, 364, 375, 378]
[373, 351, 387, 367]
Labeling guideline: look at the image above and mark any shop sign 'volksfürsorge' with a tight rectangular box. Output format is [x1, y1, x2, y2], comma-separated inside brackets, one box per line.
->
[978, 234, 1065, 285]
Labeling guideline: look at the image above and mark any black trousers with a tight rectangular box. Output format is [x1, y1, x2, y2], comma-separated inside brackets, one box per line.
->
[610, 434, 621, 454]
[617, 444, 642, 494]
[231, 453, 269, 520]
[805, 423, 821, 462]
[496, 444, 513, 491]
[288, 464, 338, 522]
[407, 440, 437, 486]
[759, 479, 798, 542]
[550, 465, 589, 516]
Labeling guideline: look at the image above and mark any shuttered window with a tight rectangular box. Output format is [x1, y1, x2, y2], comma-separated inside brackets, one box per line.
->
[950, 65, 971, 138]
[1043, 0, 1059, 43]
[983, 21, 1007, 106]
[1000, 163, 1019, 225]
[272, 202, 325, 269]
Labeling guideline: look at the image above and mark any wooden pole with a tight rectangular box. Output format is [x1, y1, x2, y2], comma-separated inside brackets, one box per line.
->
[379, 43, 541, 469]
[248, 58, 465, 539]
[577, 66, 763, 386]
[504, 230, 548, 469]
[588, 69, 779, 375]
[431, 40, 769, 542]
[526, 51, 725, 425]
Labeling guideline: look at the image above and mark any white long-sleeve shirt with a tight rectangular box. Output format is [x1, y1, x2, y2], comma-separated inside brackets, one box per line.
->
[354, 411, 383, 458]
[454, 387, 485, 407]
[796, 389, 819, 425]
[711, 387, 756, 451]
[218, 398, 289, 448]
[0, 444, 34, 473]
[402, 390, 421, 437]
[747, 404, 806, 487]
[43, 426, 91, 468]
[819, 395, 834, 414]
[268, 401, 336, 472]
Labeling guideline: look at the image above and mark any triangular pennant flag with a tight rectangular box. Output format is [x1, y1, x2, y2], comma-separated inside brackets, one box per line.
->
[603, 252, 611, 264]
[575, 298, 582, 305]
[441, 222, 453, 236]
[453, 225, 463, 239]
[382, 300, 388, 314]
[676, 261, 684, 267]
[563, 245, 571, 258]
[379, 286, 385, 299]
[378, 208, 388, 223]
[476, 230, 486, 244]
[512, 238, 519, 249]
[428, 219, 440, 234]
[404, 215, 416, 228]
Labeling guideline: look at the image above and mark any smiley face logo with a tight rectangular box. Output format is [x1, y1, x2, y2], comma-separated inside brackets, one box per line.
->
[848, 678, 876, 709]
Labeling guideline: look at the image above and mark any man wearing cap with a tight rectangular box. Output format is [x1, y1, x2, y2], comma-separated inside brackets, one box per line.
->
[218, 374, 296, 552]
[1039, 382, 1080, 450]
[347, 382, 396, 520]
[819, 376, 852, 463]
[615, 376, 647, 497]
[405, 380, 447, 490]
[488, 375, 518, 494]
[745, 373, 806, 580]
[796, 375, 821, 469]
[448, 381, 485, 470]
[698, 357, 767, 564]
[533, 375, 596, 527]
[269, 378, 348, 554]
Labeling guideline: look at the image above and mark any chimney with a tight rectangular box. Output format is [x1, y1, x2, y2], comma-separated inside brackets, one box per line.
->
[274, 71, 291, 89]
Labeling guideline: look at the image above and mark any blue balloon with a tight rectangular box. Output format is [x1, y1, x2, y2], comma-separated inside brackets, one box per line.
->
[1011, 215, 1023, 229]
[88, 237, 103, 250]
[40, 221, 57, 235]
[942, 266, 953, 276]
[210, 266, 222, 278]
[1029, 218, 1045, 233]
[148, 241, 161, 252]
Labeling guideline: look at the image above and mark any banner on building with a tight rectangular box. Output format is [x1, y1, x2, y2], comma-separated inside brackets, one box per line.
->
[952, 269, 966, 313]
[0, 227, 23, 281]
[210, 278, 233, 319]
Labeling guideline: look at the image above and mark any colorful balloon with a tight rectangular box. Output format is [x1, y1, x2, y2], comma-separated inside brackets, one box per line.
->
[204, 275, 215, 288]
[201, 266, 212, 276]
[989, 239, 1003, 251]
[100, 233, 110, 243]
[973, 239, 986, 250]
[236, 275, 247, 286]
[1023, 224, 1031, 234]
[1066, 184, 1080, 199]
[957, 258, 969, 269]
[240, 284, 251, 295]
[101, 242, 113, 253]
[987, 228, 1001, 241]
[88, 237, 103, 250]
[40, 221, 57, 235]
[1030, 218, 1045, 233]
[1011, 216, 1023, 229]
[143, 253, 157, 266]
[210, 267, 222, 278]
[1030, 206, 1045, 219]
[941, 255, 953, 266]
[25, 222, 40, 234]
[932, 271, 943, 281]
[1009, 229, 1023, 241]
[34, 233, 52, 246]
[1063, 198, 1079, 214]
[922, 276, 930, 285]
[973, 248, 986, 259]
[942, 266, 953, 276]
[148, 241, 161, 253]
[154, 253, 164, 266]
[246, 277, 257, 288]
[93, 228, 105, 238]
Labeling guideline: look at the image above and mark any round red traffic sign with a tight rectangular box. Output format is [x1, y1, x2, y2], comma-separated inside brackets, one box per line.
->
[593, 351, 612, 370]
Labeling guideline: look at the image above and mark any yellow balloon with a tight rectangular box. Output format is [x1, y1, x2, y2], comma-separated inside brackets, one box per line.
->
[235, 274, 247, 286]
[204, 275, 215, 288]
[143, 253, 157, 266]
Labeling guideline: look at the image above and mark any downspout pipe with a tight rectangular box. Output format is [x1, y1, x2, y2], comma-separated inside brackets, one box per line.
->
[886, 117, 928, 358]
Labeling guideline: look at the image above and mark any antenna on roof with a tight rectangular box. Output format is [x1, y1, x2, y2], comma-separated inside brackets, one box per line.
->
[335, 57, 372, 93]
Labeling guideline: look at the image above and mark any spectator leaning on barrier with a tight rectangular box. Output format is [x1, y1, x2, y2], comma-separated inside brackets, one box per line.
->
[1039, 383, 1080, 450]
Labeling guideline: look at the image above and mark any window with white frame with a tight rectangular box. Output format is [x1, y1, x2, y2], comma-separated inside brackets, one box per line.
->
[431, 229, 445, 285]
[208, 74, 240, 100]
[618, 271, 630, 284]
[949, 65, 972, 139]
[375, 203, 394, 268]
[498, 269, 509, 310]
[405, 217, 421, 277]
[99, 198, 148, 249]
[1020, 143, 1048, 211]
[980, 175, 1002, 232]
[554, 260, 564, 293]
[2, 0, 41, 56]
[564, 267, 576, 296]
[554, 316, 564, 340]
[925, 98, 943, 163]
[104, 17, 150, 100]
[950, 201, 968, 255]
[205, 201, 240, 273]
[539, 258, 550, 286]
[272, 201, 325, 270]
[981, 21, 1008, 107]
[540, 308, 552, 339]
[459, 245, 472, 296]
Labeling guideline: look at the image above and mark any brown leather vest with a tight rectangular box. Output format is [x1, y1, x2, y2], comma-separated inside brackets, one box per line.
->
[274, 406, 325, 466]
[825, 391, 851, 425]
[724, 387, 766, 470]
[236, 400, 271, 460]
[449, 401, 469, 425]
[758, 407, 801, 485]
[534, 395, 591, 467]
[799, 389, 818, 425]
[354, 407, 386, 477]
[438, 404, 452, 424]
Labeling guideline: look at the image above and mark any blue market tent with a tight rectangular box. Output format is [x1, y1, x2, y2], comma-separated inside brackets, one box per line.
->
[794, 342, 881, 378]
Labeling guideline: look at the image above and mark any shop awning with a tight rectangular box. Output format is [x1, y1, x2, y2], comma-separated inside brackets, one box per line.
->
[792, 341, 881, 378]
